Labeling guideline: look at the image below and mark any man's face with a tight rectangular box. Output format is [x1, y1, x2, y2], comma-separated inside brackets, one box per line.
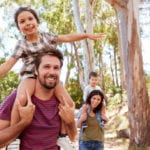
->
[36, 55, 61, 89]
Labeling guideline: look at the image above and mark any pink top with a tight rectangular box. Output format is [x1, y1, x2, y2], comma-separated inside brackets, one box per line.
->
[0, 90, 61, 150]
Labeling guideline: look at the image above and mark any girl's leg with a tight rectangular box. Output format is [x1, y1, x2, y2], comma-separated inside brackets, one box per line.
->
[54, 82, 74, 108]
[57, 120, 75, 150]
[54, 82, 76, 139]
[60, 120, 67, 135]
[10, 78, 36, 125]
[55, 82, 76, 149]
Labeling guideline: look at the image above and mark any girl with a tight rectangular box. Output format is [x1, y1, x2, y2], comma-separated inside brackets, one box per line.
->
[0, 6, 106, 149]
[77, 90, 105, 150]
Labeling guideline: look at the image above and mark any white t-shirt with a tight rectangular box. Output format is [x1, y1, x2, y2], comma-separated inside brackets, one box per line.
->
[83, 85, 102, 102]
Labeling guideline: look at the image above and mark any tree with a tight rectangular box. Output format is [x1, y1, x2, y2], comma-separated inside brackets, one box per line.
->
[0, 58, 19, 103]
[72, 0, 96, 88]
[0, 0, 128, 106]
[105, 0, 150, 149]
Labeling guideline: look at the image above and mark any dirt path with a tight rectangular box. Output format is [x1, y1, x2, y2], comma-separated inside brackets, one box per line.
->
[104, 138, 129, 150]
[7, 137, 129, 150]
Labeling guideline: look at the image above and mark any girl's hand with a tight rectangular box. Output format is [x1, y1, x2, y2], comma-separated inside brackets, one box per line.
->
[87, 33, 107, 40]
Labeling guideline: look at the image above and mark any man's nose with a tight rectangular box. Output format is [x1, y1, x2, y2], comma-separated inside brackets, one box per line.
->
[48, 68, 56, 74]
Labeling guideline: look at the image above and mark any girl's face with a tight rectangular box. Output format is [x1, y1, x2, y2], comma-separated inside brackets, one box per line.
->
[90, 94, 102, 109]
[17, 11, 39, 36]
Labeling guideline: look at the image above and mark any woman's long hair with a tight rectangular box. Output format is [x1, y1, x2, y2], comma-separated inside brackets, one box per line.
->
[86, 90, 104, 113]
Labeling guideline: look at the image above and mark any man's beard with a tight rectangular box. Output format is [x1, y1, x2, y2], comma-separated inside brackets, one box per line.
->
[42, 82, 57, 89]
[38, 75, 58, 90]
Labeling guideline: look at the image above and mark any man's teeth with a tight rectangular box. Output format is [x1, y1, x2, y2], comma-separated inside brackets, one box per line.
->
[47, 77, 55, 81]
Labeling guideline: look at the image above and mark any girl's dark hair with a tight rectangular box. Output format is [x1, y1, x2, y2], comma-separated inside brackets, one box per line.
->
[14, 6, 40, 29]
[86, 90, 104, 113]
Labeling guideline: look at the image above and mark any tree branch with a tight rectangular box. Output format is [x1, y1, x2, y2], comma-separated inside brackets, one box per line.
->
[105, 0, 128, 9]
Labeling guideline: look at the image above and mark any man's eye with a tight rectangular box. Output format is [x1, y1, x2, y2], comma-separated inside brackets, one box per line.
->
[54, 66, 60, 70]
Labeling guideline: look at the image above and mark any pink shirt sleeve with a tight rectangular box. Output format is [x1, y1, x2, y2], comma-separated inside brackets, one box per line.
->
[0, 90, 16, 120]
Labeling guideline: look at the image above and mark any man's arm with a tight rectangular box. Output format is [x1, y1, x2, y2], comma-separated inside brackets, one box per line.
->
[0, 91, 35, 147]
[0, 120, 29, 148]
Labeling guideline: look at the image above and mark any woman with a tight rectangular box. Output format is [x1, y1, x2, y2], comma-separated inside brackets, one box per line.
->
[77, 90, 105, 150]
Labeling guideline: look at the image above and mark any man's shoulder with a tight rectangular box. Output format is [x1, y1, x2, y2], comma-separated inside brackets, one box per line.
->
[1, 90, 17, 104]
[0, 90, 16, 120]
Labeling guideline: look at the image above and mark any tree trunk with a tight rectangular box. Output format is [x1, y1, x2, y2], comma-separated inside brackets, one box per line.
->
[114, 47, 119, 87]
[109, 52, 115, 86]
[85, 0, 95, 72]
[106, 0, 150, 149]
[72, 0, 95, 87]
[115, 8, 126, 89]
[73, 43, 85, 90]
[98, 52, 105, 90]
[127, 1, 150, 148]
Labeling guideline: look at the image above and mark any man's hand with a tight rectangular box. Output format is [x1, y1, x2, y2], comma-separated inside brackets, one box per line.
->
[58, 101, 77, 141]
[17, 91, 35, 125]
[58, 102, 75, 124]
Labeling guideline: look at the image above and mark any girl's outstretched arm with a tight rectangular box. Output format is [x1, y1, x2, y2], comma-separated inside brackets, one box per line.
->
[57, 33, 106, 43]
[0, 57, 17, 79]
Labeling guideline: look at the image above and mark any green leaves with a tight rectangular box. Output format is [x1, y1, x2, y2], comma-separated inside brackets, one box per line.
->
[0, 59, 19, 103]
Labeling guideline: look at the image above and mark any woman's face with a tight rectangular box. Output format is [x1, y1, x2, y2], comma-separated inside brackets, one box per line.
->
[90, 94, 102, 109]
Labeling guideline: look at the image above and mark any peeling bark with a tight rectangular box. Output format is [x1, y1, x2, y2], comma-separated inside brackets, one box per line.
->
[72, 0, 95, 86]
[105, 0, 150, 149]
[105, 0, 128, 8]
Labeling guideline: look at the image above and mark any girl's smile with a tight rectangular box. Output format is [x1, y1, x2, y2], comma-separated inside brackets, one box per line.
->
[17, 11, 39, 37]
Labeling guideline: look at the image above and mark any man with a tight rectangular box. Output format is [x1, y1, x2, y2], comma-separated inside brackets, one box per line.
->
[0, 91, 35, 148]
[0, 48, 77, 149]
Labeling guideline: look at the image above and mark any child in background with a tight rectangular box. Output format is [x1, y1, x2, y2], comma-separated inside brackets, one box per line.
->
[82, 71, 108, 127]
[0, 6, 106, 150]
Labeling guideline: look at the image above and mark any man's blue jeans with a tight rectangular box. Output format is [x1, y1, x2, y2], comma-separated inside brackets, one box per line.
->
[79, 140, 104, 150]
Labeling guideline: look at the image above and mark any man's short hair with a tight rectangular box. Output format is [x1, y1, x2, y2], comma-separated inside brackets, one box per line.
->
[34, 47, 64, 70]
